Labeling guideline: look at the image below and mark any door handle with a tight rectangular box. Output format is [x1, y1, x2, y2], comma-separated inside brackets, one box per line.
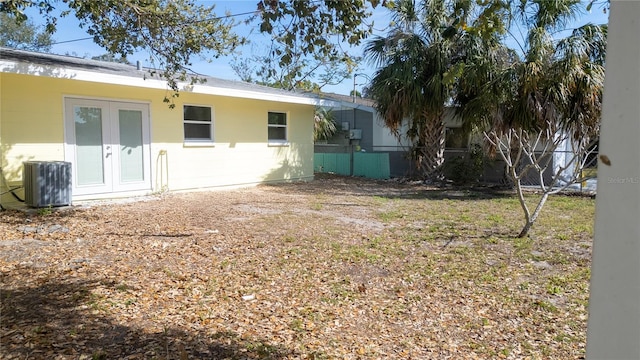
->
[105, 145, 112, 157]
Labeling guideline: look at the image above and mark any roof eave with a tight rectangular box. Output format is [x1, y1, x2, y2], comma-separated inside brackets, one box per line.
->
[0, 57, 334, 106]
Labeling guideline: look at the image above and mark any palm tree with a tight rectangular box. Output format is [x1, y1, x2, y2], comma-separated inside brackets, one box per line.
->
[456, 0, 606, 237]
[313, 107, 337, 142]
[364, 0, 458, 180]
[460, 1, 605, 135]
[365, 0, 513, 180]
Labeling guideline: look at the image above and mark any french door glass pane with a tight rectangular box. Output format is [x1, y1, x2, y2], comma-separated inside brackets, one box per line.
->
[119, 110, 144, 182]
[74, 106, 104, 185]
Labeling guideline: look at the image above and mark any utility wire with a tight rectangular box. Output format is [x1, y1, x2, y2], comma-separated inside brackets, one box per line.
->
[50, 37, 93, 45]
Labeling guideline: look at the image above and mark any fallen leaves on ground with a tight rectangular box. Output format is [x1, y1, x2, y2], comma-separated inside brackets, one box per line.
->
[0, 174, 593, 359]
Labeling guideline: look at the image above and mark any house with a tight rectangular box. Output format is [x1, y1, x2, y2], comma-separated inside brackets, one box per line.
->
[313, 95, 589, 185]
[0, 48, 339, 208]
[314, 93, 470, 179]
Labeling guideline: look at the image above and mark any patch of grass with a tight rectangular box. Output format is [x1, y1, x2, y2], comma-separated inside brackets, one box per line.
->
[546, 283, 563, 296]
[310, 197, 324, 211]
[533, 299, 558, 312]
[377, 209, 405, 222]
[289, 318, 305, 332]
[282, 235, 297, 243]
[486, 236, 499, 244]
[329, 281, 355, 301]
[371, 195, 389, 204]
[37, 205, 53, 216]
[368, 236, 382, 249]
[92, 351, 107, 360]
[548, 251, 571, 265]
[124, 298, 137, 306]
[345, 245, 380, 263]
[451, 246, 470, 256]
[486, 214, 505, 224]
[405, 257, 434, 276]
[87, 292, 107, 312]
[246, 341, 283, 357]
[512, 236, 534, 254]
[479, 272, 497, 283]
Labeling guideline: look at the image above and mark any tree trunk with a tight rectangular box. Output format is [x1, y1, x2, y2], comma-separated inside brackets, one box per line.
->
[415, 118, 445, 180]
[517, 191, 550, 238]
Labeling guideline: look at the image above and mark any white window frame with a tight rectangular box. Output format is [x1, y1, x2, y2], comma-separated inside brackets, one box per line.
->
[183, 104, 214, 145]
[268, 111, 288, 145]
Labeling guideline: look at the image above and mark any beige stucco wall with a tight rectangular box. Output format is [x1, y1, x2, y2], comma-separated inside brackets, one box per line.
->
[0, 71, 314, 205]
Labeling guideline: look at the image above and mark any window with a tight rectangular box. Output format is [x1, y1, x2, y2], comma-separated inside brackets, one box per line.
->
[183, 105, 212, 142]
[268, 111, 287, 143]
[445, 127, 469, 149]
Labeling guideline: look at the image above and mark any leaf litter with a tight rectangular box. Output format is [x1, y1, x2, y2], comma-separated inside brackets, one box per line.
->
[0, 174, 593, 359]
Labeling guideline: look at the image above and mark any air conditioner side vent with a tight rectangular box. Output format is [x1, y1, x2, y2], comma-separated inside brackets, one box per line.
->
[23, 161, 72, 208]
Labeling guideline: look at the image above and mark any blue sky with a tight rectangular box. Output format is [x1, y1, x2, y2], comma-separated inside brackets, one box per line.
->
[31, 1, 609, 96]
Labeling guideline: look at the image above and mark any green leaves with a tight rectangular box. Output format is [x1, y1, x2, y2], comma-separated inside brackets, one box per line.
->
[1, 0, 377, 95]
[365, 0, 466, 178]
[313, 107, 337, 142]
[252, 0, 374, 90]
[1, 0, 242, 99]
[69, 0, 243, 95]
[0, 13, 54, 51]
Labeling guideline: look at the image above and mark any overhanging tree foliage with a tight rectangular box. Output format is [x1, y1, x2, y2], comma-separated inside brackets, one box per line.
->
[1, 0, 384, 96]
[1, 0, 241, 105]
[0, 13, 54, 51]
[238, 0, 389, 92]
[230, 0, 383, 91]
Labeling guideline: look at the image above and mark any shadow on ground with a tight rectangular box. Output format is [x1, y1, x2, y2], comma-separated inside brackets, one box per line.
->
[266, 173, 515, 201]
[1, 277, 293, 359]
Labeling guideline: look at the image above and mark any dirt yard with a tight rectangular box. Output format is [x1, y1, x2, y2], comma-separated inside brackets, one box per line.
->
[0, 174, 594, 359]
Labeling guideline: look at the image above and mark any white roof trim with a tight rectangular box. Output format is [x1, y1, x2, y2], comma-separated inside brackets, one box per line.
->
[0, 59, 342, 107]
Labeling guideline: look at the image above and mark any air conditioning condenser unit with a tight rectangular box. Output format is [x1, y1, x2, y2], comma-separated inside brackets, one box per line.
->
[23, 161, 72, 208]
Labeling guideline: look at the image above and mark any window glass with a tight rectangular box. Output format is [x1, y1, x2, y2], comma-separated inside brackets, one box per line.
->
[184, 106, 211, 121]
[184, 123, 212, 140]
[184, 105, 212, 141]
[268, 112, 287, 126]
[268, 127, 287, 141]
[268, 111, 287, 142]
[445, 127, 468, 149]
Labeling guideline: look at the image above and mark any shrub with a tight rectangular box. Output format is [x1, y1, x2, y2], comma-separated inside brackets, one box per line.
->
[442, 144, 485, 184]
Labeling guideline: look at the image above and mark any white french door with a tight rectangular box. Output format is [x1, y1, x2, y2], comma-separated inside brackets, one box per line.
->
[64, 98, 151, 196]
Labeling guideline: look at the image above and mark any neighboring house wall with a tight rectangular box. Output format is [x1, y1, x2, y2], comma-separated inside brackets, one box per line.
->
[323, 107, 374, 151]
[315, 97, 570, 184]
[0, 55, 320, 207]
[370, 109, 467, 178]
[315, 102, 469, 178]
